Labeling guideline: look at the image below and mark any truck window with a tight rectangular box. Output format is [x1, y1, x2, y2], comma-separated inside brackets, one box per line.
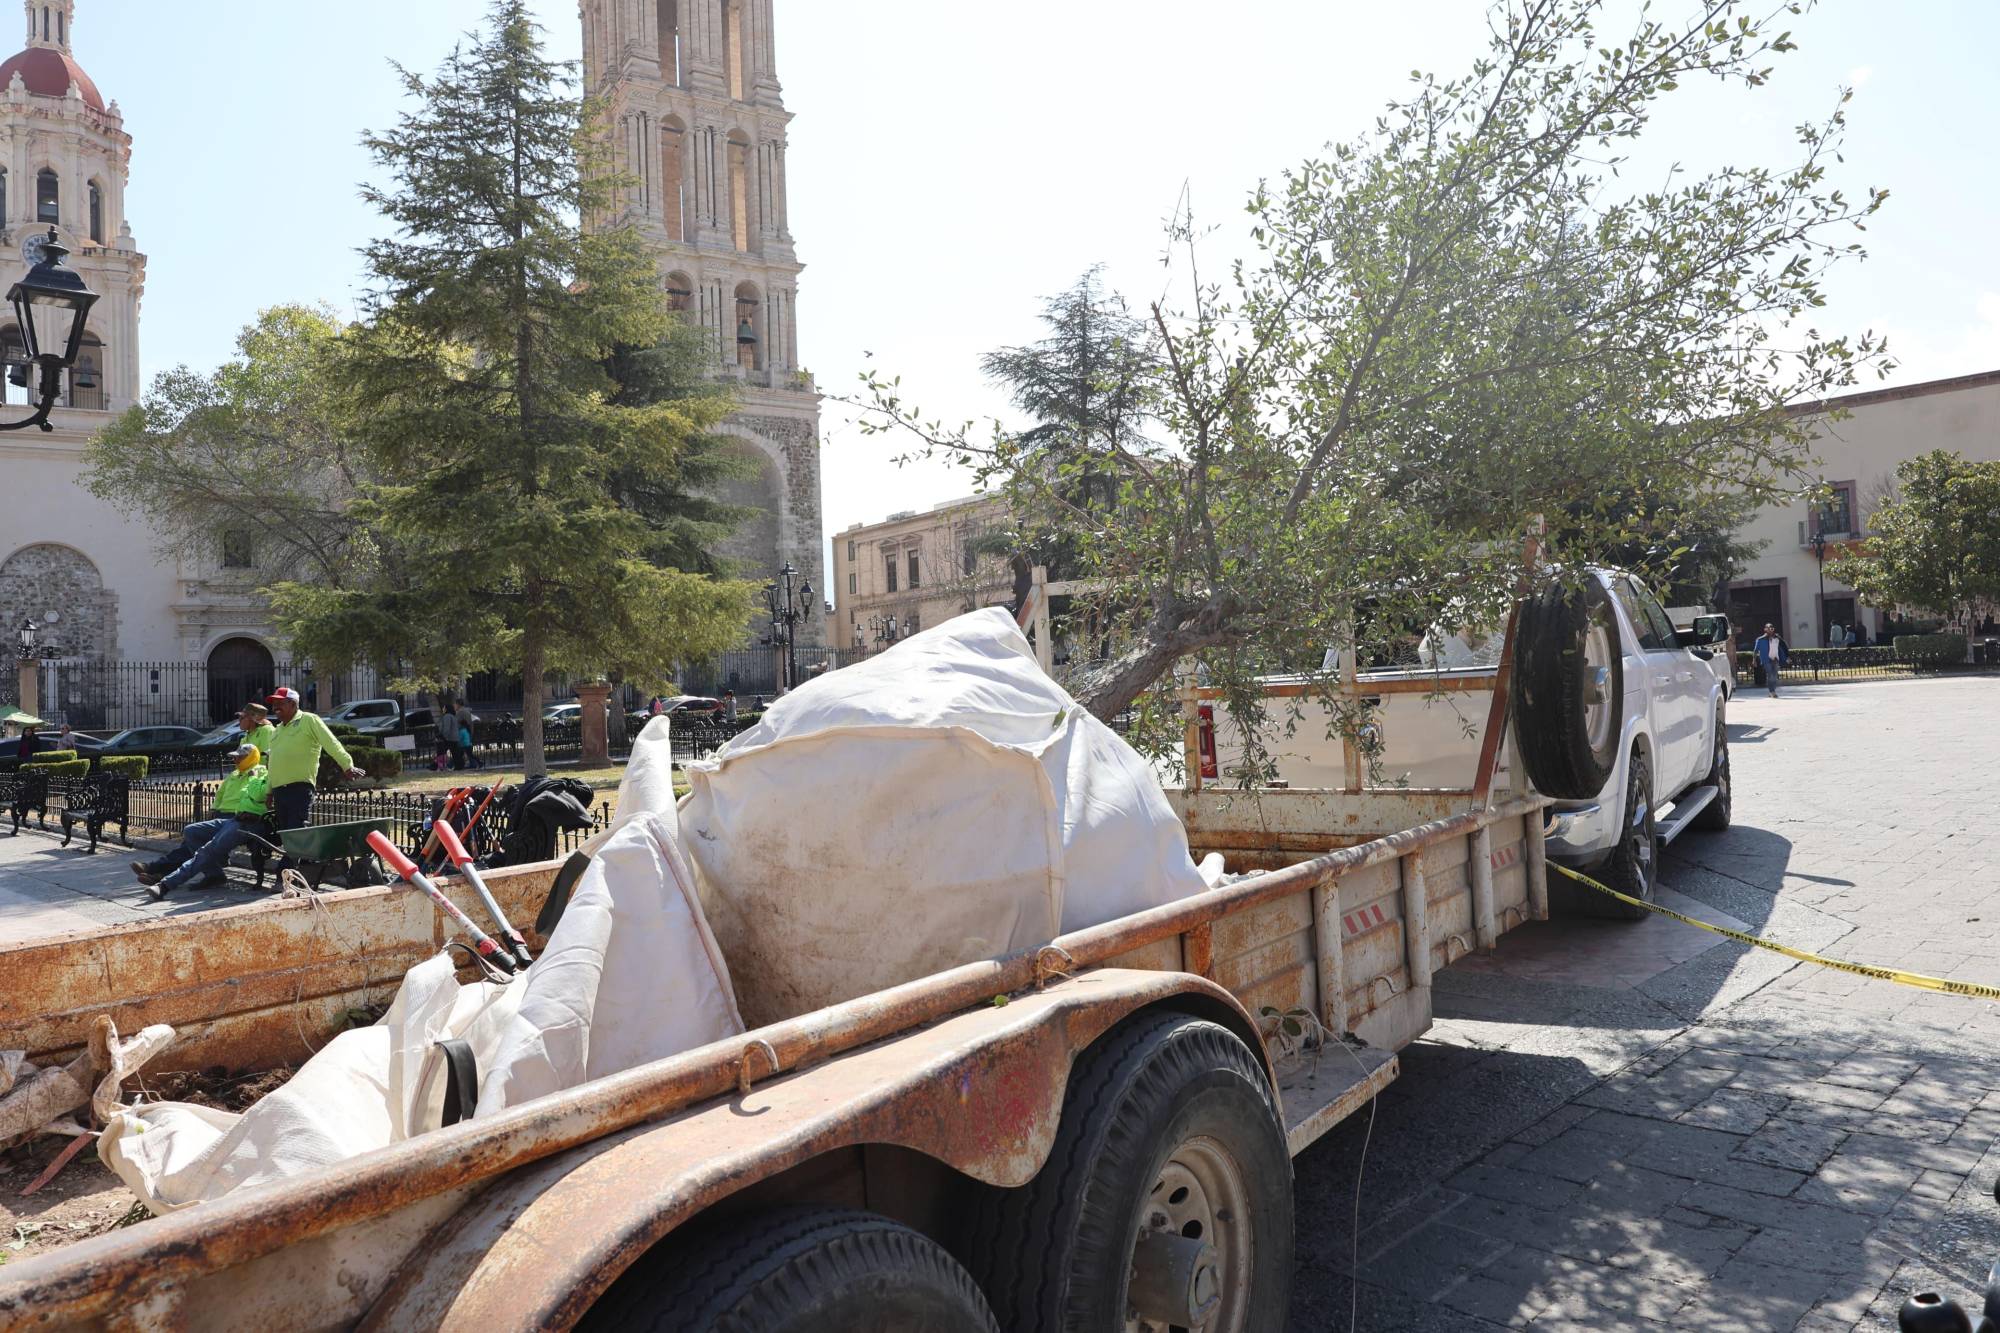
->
[1613, 578, 1673, 651]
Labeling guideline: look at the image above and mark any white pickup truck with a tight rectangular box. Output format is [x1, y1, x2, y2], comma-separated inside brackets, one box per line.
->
[1206, 566, 1733, 918]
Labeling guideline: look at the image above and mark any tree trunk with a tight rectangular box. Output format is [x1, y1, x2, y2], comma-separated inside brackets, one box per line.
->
[606, 684, 630, 749]
[1069, 593, 1245, 722]
[521, 632, 545, 776]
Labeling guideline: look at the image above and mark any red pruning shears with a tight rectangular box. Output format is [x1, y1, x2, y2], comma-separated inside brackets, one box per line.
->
[368, 830, 517, 976]
[434, 820, 534, 972]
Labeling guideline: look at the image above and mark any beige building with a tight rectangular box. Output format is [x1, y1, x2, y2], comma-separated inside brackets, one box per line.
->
[583, 0, 825, 643]
[1727, 369, 2000, 645]
[829, 495, 1015, 652]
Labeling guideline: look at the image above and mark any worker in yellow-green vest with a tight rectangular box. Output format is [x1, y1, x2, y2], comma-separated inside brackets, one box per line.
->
[237, 700, 276, 757]
[263, 686, 366, 870]
[132, 743, 273, 899]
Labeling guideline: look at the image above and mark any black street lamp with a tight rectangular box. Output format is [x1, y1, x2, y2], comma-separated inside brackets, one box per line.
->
[2, 229, 97, 432]
[16, 618, 37, 661]
[1810, 529, 1828, 645]
[762, 563, 813, 691]
[867, 614, 901, 648]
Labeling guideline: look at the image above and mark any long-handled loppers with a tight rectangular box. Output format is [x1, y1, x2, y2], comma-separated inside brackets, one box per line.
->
[433, 820, 534, 971]
[366, 830, 517, 977]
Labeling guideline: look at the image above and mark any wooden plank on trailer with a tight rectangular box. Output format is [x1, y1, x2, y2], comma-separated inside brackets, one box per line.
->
[1525, 809, 1550, 920]
[1213, 930, 1313, 1002]
[1471, 826, 1497, 950]
[1281, 1046, 1399, 1155]
[1311, 876, 1348, 1036]
[1401, 850, 1433, 991]
[1104, 936, 1183, 973]
[1211, 891, 1312, 964]
[1183, 920, 1215, 979]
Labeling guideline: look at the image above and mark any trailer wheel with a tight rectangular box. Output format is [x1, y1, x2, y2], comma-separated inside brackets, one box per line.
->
[1553, 751, 1655, 921]
[1512, 579, 1624, 800]
[965, 1011, 1292, 1333]
[581, 1206, 997, 1333]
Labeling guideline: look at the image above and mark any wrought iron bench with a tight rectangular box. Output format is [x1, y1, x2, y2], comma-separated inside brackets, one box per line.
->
[4, 769, 50, 835]
[56, 774, 131, 853]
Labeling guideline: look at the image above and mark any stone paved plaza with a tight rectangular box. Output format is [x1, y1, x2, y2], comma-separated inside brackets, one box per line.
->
[1290, 675, 2000, 1330]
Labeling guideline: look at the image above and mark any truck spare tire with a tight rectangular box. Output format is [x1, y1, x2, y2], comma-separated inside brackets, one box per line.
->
[1510, 578, 1624, 800]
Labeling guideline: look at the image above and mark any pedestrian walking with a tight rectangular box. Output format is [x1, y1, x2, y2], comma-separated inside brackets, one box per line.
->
[56, 722, 73, 752]
[455, 703, 480, 770]
[262, 686, 363, 868]
[131, 743, 271, 898]
[722, 689, 738, 722]
[1753, 622, 1789, 698]
[15, 724, 37, 762]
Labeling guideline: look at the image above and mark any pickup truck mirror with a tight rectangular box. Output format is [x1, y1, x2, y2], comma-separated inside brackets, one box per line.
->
[1682, 616, 1729, 647]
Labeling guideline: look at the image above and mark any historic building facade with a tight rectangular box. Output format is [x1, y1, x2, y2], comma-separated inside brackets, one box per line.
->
[828, 495, 1016, 652]
[583, 0, 826, 644]
[0, 0, 300, 725]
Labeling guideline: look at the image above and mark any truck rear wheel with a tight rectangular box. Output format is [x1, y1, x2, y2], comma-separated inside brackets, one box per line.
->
[583, 1206, 997, 1333]
[964, 1011, 1292, 1333]
[1553, 751, 1656, 921]
[1512, 579, 1624, 800]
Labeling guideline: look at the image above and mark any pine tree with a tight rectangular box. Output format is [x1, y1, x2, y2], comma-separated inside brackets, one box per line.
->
[270, 0, 753, 770]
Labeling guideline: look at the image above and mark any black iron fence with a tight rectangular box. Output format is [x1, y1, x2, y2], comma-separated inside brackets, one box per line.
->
[672, 645, 880, 698]
[33, 659, 377, 732]
[122, 779, 613, 860]
[1735, 646, 2000, 685]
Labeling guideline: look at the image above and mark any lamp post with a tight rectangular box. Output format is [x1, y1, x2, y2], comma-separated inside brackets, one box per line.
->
[15, 618, 38, 720]
[867, 614, 900, 649]
[762, 563, 813, 692]
[1810, 530, 1828, 646]
[1, 229, 98, 432]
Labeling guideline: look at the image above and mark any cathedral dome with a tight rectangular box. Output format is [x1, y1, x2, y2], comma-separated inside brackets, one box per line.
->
[0, 44, 101, 110]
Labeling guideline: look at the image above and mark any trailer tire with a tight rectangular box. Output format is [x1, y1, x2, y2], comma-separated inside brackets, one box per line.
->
[964, 1011, 1292, 1333]
[581, 1206, 997, 1333]
[1553, 751, 1655, 921]
[1512, 579, 1624, 800]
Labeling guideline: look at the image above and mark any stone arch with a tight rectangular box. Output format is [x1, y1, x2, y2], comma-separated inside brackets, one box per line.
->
[205, 636, 276, 724]
[706, 426, 783, 580]
[0, 542, 115, 660]
[664, 268, 694, 315]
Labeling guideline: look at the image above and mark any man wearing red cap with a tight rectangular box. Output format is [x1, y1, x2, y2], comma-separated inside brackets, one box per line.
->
[262, 686, 365, 865]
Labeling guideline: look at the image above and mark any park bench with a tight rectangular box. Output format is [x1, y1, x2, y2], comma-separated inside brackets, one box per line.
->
[55, 773, 131, 853]
[4, 768, 50, 835]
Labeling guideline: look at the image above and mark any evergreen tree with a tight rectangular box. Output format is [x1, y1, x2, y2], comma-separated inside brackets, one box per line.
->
[270, 0, 753, 770]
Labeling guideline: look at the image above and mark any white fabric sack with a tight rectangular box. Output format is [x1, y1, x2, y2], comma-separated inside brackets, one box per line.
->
[679, 607, 1207, 1027]
[100, 953, 518, 1213]
[475, 811, 744, 1114]
[585, 715, 680, 852]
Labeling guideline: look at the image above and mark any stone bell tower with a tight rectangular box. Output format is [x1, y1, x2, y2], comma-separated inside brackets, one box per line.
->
[582, 0, 824, 644]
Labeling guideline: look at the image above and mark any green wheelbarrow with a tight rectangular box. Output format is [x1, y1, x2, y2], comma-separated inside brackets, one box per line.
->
[244, 818, 397, 891]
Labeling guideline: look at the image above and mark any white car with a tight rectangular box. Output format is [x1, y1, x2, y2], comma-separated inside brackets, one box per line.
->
[1207, 567, 1732, 918]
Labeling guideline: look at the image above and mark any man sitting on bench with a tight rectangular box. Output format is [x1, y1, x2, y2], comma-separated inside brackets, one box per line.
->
[131, 744, 271, 899]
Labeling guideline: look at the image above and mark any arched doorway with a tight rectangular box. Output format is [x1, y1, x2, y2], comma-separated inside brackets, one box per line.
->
[206, 637, 275, 725]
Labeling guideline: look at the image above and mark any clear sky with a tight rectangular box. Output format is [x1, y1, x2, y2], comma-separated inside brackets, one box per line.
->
[70, 0, 2000, 558]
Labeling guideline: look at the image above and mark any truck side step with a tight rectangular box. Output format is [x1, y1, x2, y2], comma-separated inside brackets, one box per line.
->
[1654, 785, 1717, 846]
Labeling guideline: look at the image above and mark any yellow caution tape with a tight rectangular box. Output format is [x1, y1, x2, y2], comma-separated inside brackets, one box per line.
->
[1550, 863, 2000, 1001]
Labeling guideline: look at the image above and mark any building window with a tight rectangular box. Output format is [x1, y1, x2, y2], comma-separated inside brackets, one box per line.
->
[656, 0, 680, 83]
[220, 529, 254, 570]
[87, 180, 102, 244]
[963, 544, 978, 577]
[907, 552, 920, 588]
[846, 540, 856, 562]
[721, 0, 745, 100]
[848, 571, 856, 596]
[67, 334, 102, 409]
[885, 557, 897, 593]
[1815, 481, 1857, 538]
[906, 612, 920, 635]
[1, 168, 9, 223]
[36, 169, 57, 225]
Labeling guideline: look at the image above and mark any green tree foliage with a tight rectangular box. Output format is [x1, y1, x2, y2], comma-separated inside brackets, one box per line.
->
[1826, 451, 2000, 631]
[82, 304, 364, 582]
[269, 0, 755, 770]
[860, 0, 1887, 774]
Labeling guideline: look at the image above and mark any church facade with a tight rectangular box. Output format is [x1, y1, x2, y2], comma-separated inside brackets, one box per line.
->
[581, 0, 827, 645]
[0, 0, 294, 724]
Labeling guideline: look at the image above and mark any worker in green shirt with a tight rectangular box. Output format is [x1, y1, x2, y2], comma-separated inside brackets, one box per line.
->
[132, 743, 272, 898]
[263, 686, 366, 869]
[237, 700, 275, 757]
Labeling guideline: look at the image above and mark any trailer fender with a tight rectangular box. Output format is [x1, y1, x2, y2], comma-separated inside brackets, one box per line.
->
[359, 968, 1266, 1333]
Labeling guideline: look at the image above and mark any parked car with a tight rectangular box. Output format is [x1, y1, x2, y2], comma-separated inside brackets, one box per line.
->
[0, 731, 69, 771]
[324, 699, 404, 735]
[189, 721, 246, 755]
[72, 726, 208, 758]
[541, 700, 614, 725]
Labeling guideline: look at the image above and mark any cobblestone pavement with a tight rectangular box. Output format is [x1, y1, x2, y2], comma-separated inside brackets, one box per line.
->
[1289, 676, 2000, 1330]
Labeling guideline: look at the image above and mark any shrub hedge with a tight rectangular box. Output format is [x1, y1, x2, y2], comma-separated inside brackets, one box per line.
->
[349, 746, 403, 780]
[29, 749, 77, 765]
[98, 755, 150, 780]
[22, 758, 90, 779]
[1893, 633, 1967, 668]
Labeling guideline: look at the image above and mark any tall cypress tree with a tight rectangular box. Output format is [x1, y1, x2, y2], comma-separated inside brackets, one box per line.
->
[271, 0, 753, 770]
